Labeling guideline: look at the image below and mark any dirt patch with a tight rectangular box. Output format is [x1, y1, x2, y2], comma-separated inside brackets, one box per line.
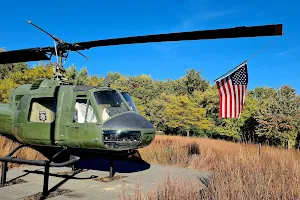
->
[0, 178, 27, 188]
[56, 171, 75, 175]
[56, 169, 88, 175]
[92, 174, 127, 182]
[64, 192, 86, 198]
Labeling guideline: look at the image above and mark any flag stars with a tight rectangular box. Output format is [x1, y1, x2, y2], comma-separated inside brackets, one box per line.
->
[230, 65, 248, 85]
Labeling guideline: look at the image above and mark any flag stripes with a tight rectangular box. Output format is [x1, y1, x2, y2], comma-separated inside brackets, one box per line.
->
[216, 62, 248, 118]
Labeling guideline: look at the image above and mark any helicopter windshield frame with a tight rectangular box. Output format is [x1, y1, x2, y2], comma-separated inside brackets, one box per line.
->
[121, 92, 139, 113]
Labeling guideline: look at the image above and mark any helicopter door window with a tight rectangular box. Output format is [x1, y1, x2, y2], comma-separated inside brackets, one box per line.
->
[73, 98, 97, 123]
[28, 97, 55, 123]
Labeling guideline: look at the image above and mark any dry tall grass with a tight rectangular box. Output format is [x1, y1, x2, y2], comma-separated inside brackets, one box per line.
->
[1, 135, 300, 199]
[133, 135, 300, 200]
[120, 174, 204, 200]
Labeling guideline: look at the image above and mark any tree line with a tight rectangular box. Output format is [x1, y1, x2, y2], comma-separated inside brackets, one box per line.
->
[1, 61, 299, 149]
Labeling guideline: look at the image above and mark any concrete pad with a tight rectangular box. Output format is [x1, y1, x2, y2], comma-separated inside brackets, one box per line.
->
[0, 182, 41, 200]
[0, 161, 212, 200]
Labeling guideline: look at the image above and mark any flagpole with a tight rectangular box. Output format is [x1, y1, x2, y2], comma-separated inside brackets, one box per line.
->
[214, 60, 247, 82]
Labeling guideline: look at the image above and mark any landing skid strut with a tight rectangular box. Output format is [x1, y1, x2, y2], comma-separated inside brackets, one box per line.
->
[0, 144, 80, 196]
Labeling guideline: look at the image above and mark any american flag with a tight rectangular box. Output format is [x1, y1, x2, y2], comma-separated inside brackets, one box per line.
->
[216, 62, 248, 118]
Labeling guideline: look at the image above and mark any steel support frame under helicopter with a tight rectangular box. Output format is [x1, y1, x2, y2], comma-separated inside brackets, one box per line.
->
[0, 140, 137, 196]
[0, 20, 283, 196]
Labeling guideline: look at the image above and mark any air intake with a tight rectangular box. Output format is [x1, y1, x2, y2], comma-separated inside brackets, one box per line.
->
[30, 78, 46, 90]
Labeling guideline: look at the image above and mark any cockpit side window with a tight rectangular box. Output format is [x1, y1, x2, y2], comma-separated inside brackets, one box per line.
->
[73, 96, 97, 123]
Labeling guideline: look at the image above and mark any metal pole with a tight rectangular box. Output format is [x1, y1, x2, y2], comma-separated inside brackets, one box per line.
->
[109, 159, 114, 178]
[1, 162, 8, 186]
[71, 164, 76, 171]
[43, 163, 50, 195]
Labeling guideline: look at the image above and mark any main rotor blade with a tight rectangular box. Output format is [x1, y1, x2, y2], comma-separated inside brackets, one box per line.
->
[73, 24, 283, 50]
[0, 48, 52, 64]
[0, 23, 283, 64]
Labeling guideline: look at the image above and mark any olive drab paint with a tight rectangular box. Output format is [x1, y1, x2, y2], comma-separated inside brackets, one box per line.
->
[0, 78, 155, 151]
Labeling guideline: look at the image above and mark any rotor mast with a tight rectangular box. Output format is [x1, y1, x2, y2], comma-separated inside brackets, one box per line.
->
[27, 20, 88, 82]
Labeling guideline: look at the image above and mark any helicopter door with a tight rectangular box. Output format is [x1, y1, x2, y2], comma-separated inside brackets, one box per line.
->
[67, 95, 99, 148]
[23, 97, 56, 145]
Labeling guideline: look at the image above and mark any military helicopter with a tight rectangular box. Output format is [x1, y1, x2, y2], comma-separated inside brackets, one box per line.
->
[0, 21, 283, 193]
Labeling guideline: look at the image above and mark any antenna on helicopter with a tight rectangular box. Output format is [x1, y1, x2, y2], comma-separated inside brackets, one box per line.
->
[27, 20, 88, 82]
[100, 74, 112, 87]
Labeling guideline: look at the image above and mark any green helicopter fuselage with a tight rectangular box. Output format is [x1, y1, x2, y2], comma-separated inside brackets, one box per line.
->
[0, 78, 155, 152]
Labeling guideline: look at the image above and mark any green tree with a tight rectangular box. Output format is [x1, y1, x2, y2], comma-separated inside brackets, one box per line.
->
[87, 75, 104, 86]
[184, 69, 209, 94]
[65, 64, 77, 84]
[76, 67, 88, 85]
[147, 93, 212, 136]
[0, 62, 52, 103]
[255, 85, 300, 147]
[65, 65, 89, 85]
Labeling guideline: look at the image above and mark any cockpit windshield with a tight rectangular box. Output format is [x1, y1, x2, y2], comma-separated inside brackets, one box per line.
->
[94, 91, 130, 121]
[121, 92, 139, 113]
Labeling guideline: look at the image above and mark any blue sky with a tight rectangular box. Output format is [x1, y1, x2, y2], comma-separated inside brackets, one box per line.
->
[0, 0, 298, 92]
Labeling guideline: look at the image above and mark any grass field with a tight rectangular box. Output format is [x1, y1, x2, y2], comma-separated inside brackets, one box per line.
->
[136, 135, 300, 200]
[1, 135, 300, 199]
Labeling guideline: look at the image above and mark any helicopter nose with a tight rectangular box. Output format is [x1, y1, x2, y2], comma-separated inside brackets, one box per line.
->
[103, 112, 154, 130]
[102, 112, 155, 150]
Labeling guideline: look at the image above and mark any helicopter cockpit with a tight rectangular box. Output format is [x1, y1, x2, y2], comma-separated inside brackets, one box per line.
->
[94, 90, 138, 121]
[73, 89, 139, 124]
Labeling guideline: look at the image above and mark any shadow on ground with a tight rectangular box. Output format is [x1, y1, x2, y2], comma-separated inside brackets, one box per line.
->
[76, 156, 150, 173]
[2, 150, 151, 199]
[72, 150, 151, 173]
